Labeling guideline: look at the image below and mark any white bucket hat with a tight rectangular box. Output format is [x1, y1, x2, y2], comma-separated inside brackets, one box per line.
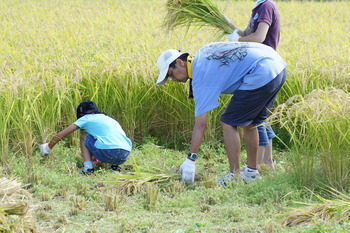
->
[156, 49, 183, 85]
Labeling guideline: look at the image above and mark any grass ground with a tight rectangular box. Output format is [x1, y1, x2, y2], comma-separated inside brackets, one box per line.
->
[2, 138, 349, 232]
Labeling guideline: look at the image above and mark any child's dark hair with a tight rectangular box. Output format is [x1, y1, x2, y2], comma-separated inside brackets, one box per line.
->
[76, 101, 100, 119]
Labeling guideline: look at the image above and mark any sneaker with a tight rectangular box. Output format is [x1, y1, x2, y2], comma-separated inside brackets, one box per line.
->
[217, 172, 234, 187]
[240, 167, 260, 184]
[111, 165, 121, 172]
[80, 168, 95, 175]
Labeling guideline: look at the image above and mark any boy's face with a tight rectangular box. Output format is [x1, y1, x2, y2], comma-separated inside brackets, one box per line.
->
[167, 59, 189, 83]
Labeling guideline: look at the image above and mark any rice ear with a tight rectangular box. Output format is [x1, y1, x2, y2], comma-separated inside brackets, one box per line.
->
[164, 0, 235, 38]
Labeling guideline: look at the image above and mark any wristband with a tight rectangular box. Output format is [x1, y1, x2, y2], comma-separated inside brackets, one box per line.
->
[187, 153, 198, 161]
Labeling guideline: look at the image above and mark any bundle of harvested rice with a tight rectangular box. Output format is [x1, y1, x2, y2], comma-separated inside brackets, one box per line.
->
[103, 156, 181, 195]
[164, 0, 235, 39]
[0, 177, 36, 232]
[109, 169, 180, 195]
[282, 188, 350, 226]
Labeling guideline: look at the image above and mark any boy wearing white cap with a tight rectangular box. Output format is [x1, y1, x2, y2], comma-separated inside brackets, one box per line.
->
[156, 42, 286, 185]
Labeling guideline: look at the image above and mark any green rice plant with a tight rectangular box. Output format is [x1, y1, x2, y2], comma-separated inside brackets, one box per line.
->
[0, 99, 15, 165]
[164, 0, 235, 39]
[0, 0, 349, 166]
[282, 187, 350, 227]
[270, 88, 350, 190]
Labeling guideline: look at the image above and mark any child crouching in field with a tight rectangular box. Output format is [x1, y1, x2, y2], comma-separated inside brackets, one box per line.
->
[40, 101, 132, 174]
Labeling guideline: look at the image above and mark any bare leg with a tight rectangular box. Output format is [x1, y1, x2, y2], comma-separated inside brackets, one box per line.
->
[243, 124, 258, 170]
[221, 122, 241, 172]
[258, 146, 266, 165]
[80, 132, 92, 162]
[263, 139, 275, 170]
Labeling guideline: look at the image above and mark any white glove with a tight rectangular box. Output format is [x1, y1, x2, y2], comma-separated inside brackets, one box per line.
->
[223, 14, 232, 25]
[179, 158, 196, 183]
[40, 143, 52, 155]
[227, 29, 241, 42]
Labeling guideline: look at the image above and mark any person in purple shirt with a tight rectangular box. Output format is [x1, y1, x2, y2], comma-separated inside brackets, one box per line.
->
[226, 0, 281, 170]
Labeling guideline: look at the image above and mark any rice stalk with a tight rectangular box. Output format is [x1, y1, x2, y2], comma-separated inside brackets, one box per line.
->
[163, 180, 185, 197]
[0, 177, 36, 232]
[76, 180, 88, 197]
[115, 172, 180, 196]
[282, 187, 350, 226]
[164, 0, 235, 39]
[270, 88, 350, 190]
[104, 192, 120, 212]
[0, 203, 29, 216]
[0, 177, 31, 200]
[40, 193, 50, 202]
[105, 165, 180, 195]
[72, 195, 87, 210]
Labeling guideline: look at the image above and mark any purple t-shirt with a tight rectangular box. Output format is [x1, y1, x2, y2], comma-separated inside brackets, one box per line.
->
[249, 0, 280, 50]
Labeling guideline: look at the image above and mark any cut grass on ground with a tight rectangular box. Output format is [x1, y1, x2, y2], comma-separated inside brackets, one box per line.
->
[1, 141, 349, 232]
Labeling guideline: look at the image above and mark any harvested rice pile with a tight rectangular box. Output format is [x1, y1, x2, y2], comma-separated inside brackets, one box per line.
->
[283, 188, 350, 226]
[0, 177, 37, 232]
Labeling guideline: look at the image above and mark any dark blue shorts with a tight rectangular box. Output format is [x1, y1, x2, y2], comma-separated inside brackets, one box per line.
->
[84, 134, 130, 165]
[220, 69, 286, 126]
[257, 123, 276, 146]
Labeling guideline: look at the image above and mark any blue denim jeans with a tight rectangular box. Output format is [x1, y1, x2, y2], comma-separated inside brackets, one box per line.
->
[257, 123, 276, 146]
[84, 134, 130, 165]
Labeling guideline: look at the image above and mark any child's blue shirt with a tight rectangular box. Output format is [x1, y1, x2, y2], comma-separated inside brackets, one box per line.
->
[74, 114, 132, 151]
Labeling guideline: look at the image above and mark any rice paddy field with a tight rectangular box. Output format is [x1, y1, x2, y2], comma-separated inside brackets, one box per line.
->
[0, 0, 349, 232]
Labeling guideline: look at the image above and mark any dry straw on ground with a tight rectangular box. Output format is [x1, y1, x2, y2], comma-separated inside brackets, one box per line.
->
[109, 171, 180, 196]
[282, 188, 350, 226]
[0, 177, 37, 232]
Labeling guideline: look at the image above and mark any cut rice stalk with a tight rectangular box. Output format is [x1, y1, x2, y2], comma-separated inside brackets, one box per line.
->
[164, 0, 235, 39]
[282, 187, 350, 226]
[106, 169, 180, 195]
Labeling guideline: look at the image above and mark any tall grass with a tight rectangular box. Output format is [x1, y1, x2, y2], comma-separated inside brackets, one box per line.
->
[0, 0, 349, 190]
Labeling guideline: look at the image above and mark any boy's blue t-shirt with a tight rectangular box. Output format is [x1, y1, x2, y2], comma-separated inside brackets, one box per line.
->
[192, 42, 286, 117]
[74, 114, 132, 151]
